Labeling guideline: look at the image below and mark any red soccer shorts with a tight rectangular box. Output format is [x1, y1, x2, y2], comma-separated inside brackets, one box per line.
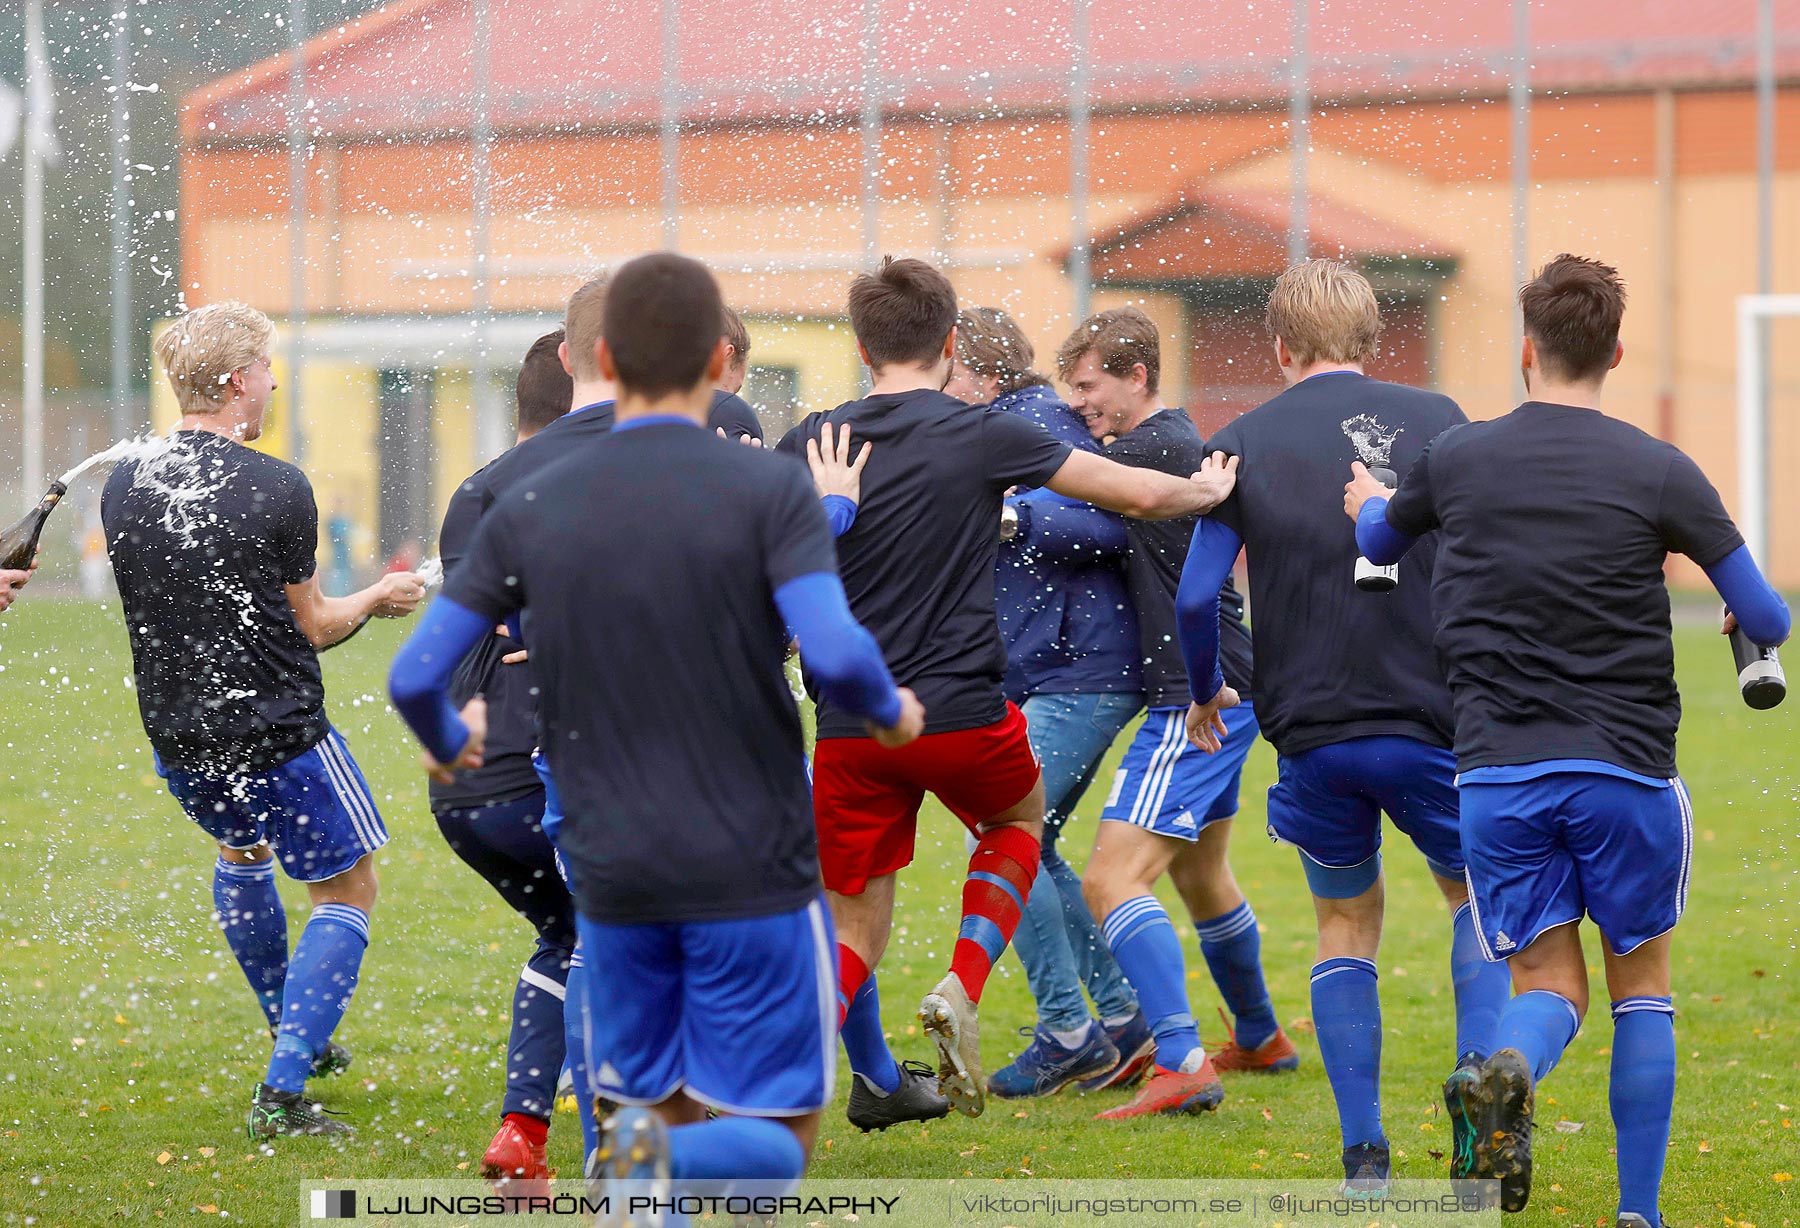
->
[812, 702, 1042, 895]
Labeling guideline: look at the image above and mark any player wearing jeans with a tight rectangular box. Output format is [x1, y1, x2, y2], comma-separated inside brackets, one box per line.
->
[1064, 309, 1290, 1124]
[945, 308, 1149, 1100]
[1347, 255, 1790, 1222]
[392, 254, 922, 1214]
[1179, 261, 1512, 1194]
[776, 260, 1239, 1124]
[104, 302, 424, 1139]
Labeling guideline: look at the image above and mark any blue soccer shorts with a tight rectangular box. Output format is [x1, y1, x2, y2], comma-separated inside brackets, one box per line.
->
[577, 896, 837, 1116]
[1266, 735, 1466, 894]
[160, 727, 387, 882]
[1459, 770, 1692, 960]
[1099, 703, 1259, 840]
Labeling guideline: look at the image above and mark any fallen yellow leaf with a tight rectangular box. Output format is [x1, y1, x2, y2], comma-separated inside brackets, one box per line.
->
[1772, 1173, 1792, 1183]
[155, 1151, 171, 1165]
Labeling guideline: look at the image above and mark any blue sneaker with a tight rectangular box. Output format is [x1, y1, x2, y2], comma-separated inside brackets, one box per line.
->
[1342, 1141, 1391, 1197]
[1077, 1012, 1156, 1091]
[591, 1107, 670, 1228]
[987, 1022, 1119, 1099]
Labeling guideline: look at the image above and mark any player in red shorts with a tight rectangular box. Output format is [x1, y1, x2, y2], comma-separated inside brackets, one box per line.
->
[776, 257, 1238, 1123]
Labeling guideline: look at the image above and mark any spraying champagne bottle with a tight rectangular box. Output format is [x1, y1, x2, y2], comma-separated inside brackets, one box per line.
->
[1731, 626, 1785, 710]
[1353, 466, 1399, 592]
[0, 481, 68, 571]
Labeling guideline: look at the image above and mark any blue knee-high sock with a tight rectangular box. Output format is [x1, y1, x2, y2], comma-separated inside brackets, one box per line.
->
[564, 948, 601, 1164]
[1195, 902, 1277, 1051]
[504, 943, 571, 1121]
[1102, 896, 1201, 1071]
[1492, 989, 1581, 1083]
[669, 1116, 806, 1189]
[1311, 957, 1384, 1148]
[841, 976, 901, 1094]
[1611, 998, 1676, 1227]
[265, 903, 369, 1092]
[213, 857, 288, 1032]
[1450, 903, 1509, 1062]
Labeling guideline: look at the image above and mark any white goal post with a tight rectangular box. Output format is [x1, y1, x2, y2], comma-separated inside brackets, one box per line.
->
[1736, 293, 1800, 567]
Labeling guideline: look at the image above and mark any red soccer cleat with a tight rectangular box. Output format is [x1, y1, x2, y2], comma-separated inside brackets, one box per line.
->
[1208, 1009, 1301, 1074]
[1095, 1057, 1225, 1120]
[482, 1116, 552, 1182]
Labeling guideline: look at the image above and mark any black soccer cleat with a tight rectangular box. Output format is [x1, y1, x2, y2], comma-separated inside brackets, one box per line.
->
[1616, 1214, 1658, 1228]
[1341, 1141, 1391, 1197]
[310, 1040, 353, 1080]
[846, 1059, 951, 1133]
[1457, 1048, 1534, 1213]
[246, 1083, 355, 1139]
[1442, 1050, 1484, 1181]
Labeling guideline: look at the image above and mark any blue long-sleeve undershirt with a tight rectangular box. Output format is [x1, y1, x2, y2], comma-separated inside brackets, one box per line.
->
[1356, 496, 1418, 566]
[1704, 544, 1791, 646]
[822, 494, 858, 538]
[1174, 517, 1242, 704]
[775, 572, 903, 728]
[388, 595, 494, 766]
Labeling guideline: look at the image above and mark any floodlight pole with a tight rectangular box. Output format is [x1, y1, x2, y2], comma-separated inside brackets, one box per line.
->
[660, 0, 679, 250]
[286, 0, 308, 465]
[110, 7, 132, 439]
[1509, 0, 1530, 401]
[472, 0, 497, 458]
[860, 0, 881, 270]
[1752, 0, 1774, 556]
[22, 0, 46, 499]
[1070, 0, 1092, 324]
[1287, 0, 1309, 264]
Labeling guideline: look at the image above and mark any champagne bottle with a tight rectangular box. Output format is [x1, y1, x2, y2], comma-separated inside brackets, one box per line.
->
[1353, 466, 1400, 592]
[0, 481, 68, 571]
[1731, 626, 1786, 710]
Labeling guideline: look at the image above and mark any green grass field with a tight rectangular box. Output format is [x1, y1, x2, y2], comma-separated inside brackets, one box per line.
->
[0, 598, 1794, 1228]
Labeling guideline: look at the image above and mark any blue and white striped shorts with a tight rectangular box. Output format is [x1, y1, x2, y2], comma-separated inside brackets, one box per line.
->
[160, 726, 388, 882]
[1099, 702, 1260, 841]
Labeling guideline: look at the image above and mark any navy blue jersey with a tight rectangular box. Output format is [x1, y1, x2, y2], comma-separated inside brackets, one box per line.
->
[427, 463, 543, 811]
[1207, 372, 1465, 757]
[1385, 401, 1744, 778]
[443, 418, 834, 925]
[775, 389, 1072, 737]
[102, 431, 328, 774]
[1104, 408, 1252, 710]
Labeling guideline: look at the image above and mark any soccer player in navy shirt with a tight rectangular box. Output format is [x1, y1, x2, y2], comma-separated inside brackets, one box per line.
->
[1346, 256, 1790, 1221]
[103, 302, 426, 1138]
[1051, 307, 1290, 1123]
[391, 252, 922, 1199]
[945, 307, 1151, 1100]
[776, 259, 1239, 1122]
[1178, 261, 1512, 1192]
[431, 328, 577, 1183]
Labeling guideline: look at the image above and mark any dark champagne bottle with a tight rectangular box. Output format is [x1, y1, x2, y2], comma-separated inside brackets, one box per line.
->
[1353, 466, 1400, 592]
[0, 481, 68, 571]
[1731, 626, 1786, 710]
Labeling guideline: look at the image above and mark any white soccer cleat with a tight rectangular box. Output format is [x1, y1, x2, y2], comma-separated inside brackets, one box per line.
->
[919, 972, 984, 1118]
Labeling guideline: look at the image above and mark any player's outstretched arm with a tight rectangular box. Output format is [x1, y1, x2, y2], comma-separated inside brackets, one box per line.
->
[1705, 546, 1792, 646]
[1174, 517, 1244, 752]
[387, 595, 492, 781]
[1044, 448, 1239, 520]
[774, 571, 923, 747]
[1007, 489, 1130, 563]
[287, 570, 427, 649]
[1344, 462, 1417, 566]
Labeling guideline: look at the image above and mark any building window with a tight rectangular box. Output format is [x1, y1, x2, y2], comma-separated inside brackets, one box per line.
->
[745, 364, 802, 431]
